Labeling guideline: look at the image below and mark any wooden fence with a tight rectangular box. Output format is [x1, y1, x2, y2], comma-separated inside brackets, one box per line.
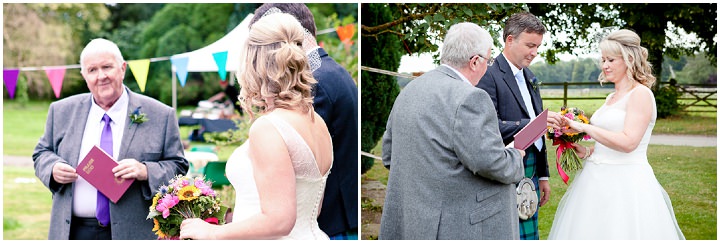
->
[542, 81, 717, 113]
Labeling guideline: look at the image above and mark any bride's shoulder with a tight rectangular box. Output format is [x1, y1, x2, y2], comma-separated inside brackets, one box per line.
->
[626, 85, 655, 111]
[630, 85, 654, 101]
[248, 116, 277, 138]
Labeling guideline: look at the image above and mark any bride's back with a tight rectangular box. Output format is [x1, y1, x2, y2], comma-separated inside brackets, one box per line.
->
[270, 108, 333, 175]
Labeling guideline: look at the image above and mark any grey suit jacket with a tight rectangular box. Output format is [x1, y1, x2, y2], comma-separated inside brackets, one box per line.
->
[379, 65, 524, 240]
[33, 88, 188, 240]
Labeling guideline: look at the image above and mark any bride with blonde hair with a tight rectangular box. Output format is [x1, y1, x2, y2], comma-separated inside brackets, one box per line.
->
[179, 12, 332, 240]
[548, 29, 684, 240]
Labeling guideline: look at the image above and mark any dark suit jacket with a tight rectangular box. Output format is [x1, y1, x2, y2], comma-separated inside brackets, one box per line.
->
[33, 88, 188, 239]
[476, 54, 550, 178]
[312, 48, 359, 235]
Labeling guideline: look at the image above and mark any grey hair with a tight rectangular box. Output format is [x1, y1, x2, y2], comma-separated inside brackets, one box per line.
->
[502, 12, 546, 43]
[440, 22, 493, 68]
[80, 38, 125, 71]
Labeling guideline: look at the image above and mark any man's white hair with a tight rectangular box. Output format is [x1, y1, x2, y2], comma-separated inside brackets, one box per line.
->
[440, 22, 493, 68]
[79, 38, 125, 71]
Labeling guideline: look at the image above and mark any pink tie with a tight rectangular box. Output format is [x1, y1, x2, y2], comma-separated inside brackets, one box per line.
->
[97, 114, 112, 226]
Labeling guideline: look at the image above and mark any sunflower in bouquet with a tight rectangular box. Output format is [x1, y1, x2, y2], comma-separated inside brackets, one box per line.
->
[147, 175, 228, 239]
[547, 107, 591, 184]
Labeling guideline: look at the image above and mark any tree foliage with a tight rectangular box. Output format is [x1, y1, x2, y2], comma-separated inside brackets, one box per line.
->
[360, 3, 402, 174]
[528, 3, 717, 83]
[530, 58, 601, 86]
[3, 3, 110, 100]
[361, 3, 526, 59]
[5, 3, 356, 106]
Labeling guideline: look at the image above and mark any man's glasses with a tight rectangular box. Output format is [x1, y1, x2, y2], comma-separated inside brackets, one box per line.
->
[471, 54, 495, 66]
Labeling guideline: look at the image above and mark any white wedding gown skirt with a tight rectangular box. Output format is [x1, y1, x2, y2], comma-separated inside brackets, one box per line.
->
[548, 86, 684, 240]
[225, 113, 331, 240]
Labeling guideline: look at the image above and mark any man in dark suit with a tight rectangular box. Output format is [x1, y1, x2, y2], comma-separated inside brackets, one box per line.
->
[250, 4, 359, 239]
[33, 38, 188, 239]
[476, 12, 564, 240]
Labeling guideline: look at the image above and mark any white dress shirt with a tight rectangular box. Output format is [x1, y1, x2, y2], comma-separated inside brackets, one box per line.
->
[72, 88, 129, 217]
[507, 61, 548, 181]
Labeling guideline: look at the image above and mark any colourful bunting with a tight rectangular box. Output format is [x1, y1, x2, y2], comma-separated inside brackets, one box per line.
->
[212, 51, 229, 81]
[171, 56, 189, 87]
[127, 59, 151, 92]
[44, 67, 66, 98]
[3, 69, 20, 99]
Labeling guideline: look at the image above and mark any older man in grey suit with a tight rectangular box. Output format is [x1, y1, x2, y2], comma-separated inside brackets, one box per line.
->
[379, 22, 525, 240]
[33, 38, 188, 240]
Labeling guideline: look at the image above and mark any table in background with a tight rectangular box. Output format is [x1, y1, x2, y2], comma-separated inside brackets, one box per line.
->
[178, 117, 238, 141]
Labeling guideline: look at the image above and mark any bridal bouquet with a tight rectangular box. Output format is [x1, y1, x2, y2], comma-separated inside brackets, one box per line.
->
[547, 106, 591, 184]
[147, 175, 228, 239]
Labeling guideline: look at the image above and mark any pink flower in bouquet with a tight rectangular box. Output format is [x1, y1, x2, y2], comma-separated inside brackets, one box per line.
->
[194, 178, 216, 197]
[156, 194, 179, 218]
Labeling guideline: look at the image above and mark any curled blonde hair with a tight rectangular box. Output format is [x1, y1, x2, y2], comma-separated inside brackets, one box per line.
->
[598, 29, 655, 88]
[237, 12, 317, 120]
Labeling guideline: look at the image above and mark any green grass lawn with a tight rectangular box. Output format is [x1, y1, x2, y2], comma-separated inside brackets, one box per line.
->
[363, 144, 716, 240]
[3, 166, 52, 240]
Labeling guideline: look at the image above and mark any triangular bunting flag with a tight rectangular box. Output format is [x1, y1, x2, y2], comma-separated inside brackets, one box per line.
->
[3, 69, 20, 99]
[44, 67, 66, 98]
[212, 51, 228, 81]
[127, 59, 151, 92]
[171, 56, 189, 87]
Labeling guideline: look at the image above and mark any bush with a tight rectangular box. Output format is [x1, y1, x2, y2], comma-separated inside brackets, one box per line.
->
[360, 3, 401, 174]
[655, 84, 682, 118]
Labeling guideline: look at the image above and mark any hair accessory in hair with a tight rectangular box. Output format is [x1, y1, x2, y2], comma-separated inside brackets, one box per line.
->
[261, 7, 283, 18]
[591, 26, 618, 50]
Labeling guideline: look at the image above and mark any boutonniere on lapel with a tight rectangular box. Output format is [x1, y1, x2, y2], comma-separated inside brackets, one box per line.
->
[129, 106, 149, 125]
[531, 77, 542, 91]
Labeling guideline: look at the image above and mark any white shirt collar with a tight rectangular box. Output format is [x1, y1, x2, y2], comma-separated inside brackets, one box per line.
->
[441, 64, 472, 86]
[89, 86, 129, 125]
[507, 58, 523, 79]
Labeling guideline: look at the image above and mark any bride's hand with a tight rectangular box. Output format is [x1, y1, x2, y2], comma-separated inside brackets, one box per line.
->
[570, 143, 590, 159]
[179, 218, 217, 240]
[563, 117, 585, 133]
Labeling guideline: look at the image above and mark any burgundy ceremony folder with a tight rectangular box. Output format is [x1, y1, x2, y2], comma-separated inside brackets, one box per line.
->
[514, 109, 549, 150]
[77, 145, 135, 203]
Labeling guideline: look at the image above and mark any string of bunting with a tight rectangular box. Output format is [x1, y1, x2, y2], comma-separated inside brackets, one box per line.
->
[360, 66, 418, 80]
[3, 25, 355, 99]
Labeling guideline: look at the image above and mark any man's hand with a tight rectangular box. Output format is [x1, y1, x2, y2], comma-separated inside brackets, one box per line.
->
[506, 141, 526, 157]
[547, 111, 565, 131]
[52, 162, 78, 184]
[113, 159, 148, 181]
[538, 180, 551, 206]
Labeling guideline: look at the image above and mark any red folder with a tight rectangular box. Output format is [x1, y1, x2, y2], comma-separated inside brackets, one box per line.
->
[514, 109, 549, 150]
[77, 145, 135, 203]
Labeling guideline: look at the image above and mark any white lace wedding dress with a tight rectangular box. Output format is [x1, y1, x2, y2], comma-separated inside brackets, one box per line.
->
[548, 86, 685, 240]
[226, 113, 331, 240]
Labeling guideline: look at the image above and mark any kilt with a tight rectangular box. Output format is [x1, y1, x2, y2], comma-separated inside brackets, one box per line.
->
[519, 151, 540, 240]
[329, 229, 358, 240]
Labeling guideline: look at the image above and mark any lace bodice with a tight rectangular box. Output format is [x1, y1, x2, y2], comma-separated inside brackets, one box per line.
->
[586, 85, 656, 165]
[225, 113, 332, 240]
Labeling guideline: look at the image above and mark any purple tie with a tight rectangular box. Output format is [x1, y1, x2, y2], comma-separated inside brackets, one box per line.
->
[97, 114, 112, 226]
